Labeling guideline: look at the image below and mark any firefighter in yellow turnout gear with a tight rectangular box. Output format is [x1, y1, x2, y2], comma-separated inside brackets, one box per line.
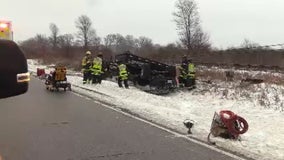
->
[117, 61, 129, 88]
[187, 60, 195, 79]
[187, 59, 196, 87]
[91, 53, 103, 84]
[178, 56, 196, 88]
[81, 51, 92, 84]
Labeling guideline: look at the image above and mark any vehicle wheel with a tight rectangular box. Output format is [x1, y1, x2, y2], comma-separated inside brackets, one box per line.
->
[149, 76, 169, 95]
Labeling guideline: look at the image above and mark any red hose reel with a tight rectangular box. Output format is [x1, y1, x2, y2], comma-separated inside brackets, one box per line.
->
[208, 110, 249, 144]
[219, 110, 249, 136]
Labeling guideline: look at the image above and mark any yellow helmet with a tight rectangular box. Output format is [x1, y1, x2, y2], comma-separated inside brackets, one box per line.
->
[86, 51, 91, 55]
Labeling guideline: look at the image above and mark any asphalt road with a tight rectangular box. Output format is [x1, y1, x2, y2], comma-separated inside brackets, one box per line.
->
[0, 78, 239, 160]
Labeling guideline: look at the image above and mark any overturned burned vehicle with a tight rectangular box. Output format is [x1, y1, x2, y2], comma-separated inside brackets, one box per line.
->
[109, 52, 178, 94]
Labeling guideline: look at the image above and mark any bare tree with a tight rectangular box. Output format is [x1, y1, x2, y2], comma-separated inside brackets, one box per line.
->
[58, 34, 74, 57]
[104, 34, 127, 54]
[20, 34, 50, 57]
[75, 15, 96, 50]
[58, 34, 74, 48]
[137, 36, 153, 49]
[49, 23, 59, 48]
[240, 38, 260, 49]
[125, 35, 137, 52]
[34, 34, 50, 52]
[103, 34, 157, 55]
[191, 27, 211, 51]
[104, 34, 117, 48]
[136, 36, 154, 56]
[173, 0, 210, 54]
[90, 36, 102, 51]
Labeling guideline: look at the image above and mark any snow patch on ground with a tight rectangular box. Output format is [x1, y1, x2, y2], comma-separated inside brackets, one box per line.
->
[28, 59, 284, 160]
[195, 81, 284, 112]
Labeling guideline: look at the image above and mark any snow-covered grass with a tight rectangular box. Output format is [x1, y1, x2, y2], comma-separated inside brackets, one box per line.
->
[196, 81, 284, 112]
[198, 65, 284, 84]
[28, 59, 284, 160]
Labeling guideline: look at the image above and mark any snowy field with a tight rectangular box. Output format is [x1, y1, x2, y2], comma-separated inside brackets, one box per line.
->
[28, 60, 284, 160]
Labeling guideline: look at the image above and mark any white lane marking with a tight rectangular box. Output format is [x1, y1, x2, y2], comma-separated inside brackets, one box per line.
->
[98, 102, 247, 160]
[31, 74, 248, 160]
[72, 88, 248, 160]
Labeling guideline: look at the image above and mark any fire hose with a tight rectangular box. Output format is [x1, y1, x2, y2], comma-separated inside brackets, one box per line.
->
[207, 110, 249, 145]
[219, 110, 249, 135]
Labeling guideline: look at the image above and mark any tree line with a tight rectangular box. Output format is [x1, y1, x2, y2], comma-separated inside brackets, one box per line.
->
[21, 0, 279, 69]
[20, 0, 211, 65]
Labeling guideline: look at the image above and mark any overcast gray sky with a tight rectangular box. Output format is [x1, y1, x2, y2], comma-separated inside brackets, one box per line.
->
[2, 0, 284, 48]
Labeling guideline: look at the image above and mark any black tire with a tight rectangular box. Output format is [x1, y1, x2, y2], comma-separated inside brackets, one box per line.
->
[149, 76, 170, 95]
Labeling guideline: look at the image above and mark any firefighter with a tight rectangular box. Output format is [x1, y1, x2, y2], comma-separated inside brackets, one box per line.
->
[91, 52, 103, 84]
[178, 55, 189, 87]
[178, 56, 196, 88]
[117, 60, 129, 88]
[187, 58, 196, 87]
[81, 51, 92, 84]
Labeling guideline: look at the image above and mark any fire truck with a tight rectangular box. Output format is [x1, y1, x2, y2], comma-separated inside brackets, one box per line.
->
[0, 21, 29, 99]
[0, 20, 13, 40]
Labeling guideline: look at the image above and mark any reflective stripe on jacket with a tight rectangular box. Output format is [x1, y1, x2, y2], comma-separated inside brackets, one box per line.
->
[82, 56, 92, 71]
[178, 66, 187, 78]
[188, 63, 195, 78]
[91, 57, 103, 75]
[118, 64, 128, 80]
